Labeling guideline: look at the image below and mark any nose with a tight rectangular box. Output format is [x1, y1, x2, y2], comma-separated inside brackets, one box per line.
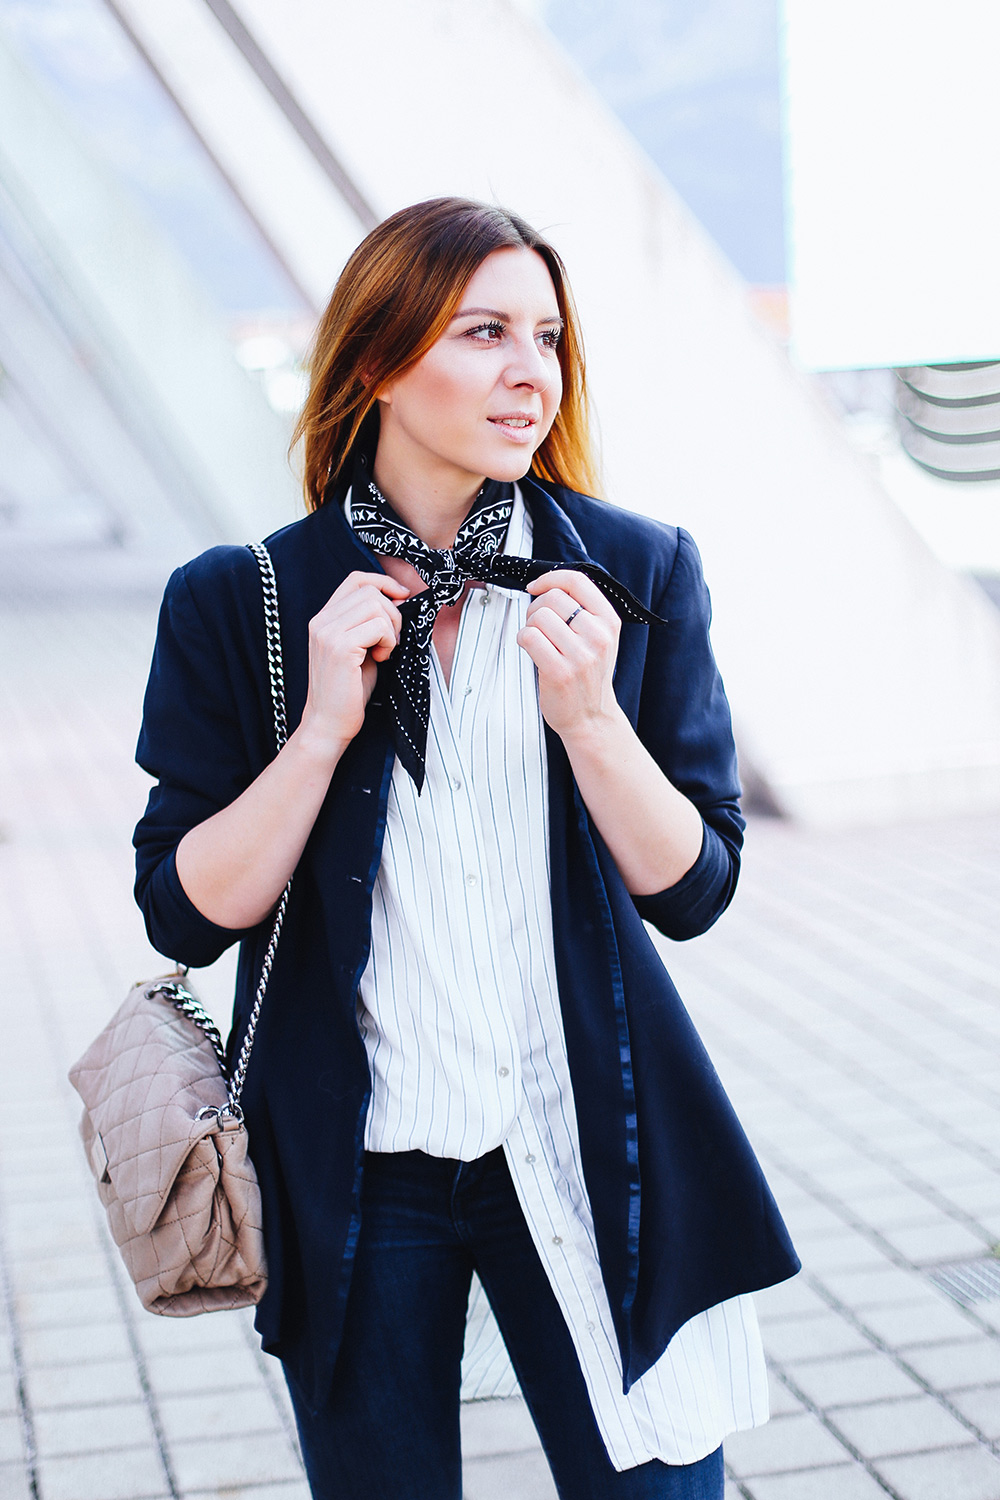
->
[503, 331, 553, 393]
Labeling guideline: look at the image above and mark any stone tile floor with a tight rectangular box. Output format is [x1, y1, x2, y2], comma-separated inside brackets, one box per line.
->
[1, 546, 999, 1499]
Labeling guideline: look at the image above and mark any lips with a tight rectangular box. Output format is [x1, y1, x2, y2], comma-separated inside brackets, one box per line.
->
[488, 413, 537, 430]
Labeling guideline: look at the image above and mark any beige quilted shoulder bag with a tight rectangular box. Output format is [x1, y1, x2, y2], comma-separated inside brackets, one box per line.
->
[69, 542, 287, 1316]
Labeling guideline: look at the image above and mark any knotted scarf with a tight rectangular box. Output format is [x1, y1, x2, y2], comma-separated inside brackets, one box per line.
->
[349, 469, 667, 789]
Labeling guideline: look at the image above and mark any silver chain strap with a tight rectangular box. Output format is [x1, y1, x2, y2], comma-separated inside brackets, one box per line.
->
[223, 541, 292, 1118]
[146, 979, 228, 1072]
[249, 541, 288, 749]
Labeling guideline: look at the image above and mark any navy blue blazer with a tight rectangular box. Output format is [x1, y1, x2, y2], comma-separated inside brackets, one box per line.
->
[134, 474, 799, 1411]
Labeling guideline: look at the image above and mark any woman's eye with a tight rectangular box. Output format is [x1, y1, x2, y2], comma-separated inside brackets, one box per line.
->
[467, 321, 505, 343]
[538, 328, 563, 350]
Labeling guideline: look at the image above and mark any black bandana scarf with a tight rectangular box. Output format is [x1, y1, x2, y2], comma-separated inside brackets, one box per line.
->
[349, 465, 668, 789]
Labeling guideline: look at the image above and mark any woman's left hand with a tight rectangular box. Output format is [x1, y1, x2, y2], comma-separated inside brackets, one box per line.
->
[516, 570, 623, 741]
[517, 568, 704, 893]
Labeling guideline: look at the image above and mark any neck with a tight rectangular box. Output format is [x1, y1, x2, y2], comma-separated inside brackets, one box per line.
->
[371, 449, 483, 550]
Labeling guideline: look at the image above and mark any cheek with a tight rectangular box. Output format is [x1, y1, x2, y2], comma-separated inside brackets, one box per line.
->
[420, 362, 464, 406]
[542, 366, 564, 427]
[409, 360, 487, 433]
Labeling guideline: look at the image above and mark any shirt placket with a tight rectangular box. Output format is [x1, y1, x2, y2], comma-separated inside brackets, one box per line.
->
[453, 583, 537, 1051]
[503, 1114, 609, 1348]
[428, 620, 521, 1125]
[448, 583, 493, 726]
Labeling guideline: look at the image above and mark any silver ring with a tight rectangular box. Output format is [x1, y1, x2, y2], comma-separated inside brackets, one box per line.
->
[565, 606, 584, 629]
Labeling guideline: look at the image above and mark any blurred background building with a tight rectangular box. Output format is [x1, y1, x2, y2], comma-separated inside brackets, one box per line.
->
[2, 0, 999, 826]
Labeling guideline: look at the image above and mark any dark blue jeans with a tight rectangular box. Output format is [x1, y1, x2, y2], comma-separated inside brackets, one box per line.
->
[285, 1148, 724, 1500]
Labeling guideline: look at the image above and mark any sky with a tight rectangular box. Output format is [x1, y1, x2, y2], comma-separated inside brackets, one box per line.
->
[544, 0, 786, 284]
[0, 0, 303, 313]
[0, 0, 786, 317]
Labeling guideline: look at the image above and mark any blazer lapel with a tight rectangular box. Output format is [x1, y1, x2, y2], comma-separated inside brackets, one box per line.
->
[314, 483, 392, 580]
[521, 475, 596, 568]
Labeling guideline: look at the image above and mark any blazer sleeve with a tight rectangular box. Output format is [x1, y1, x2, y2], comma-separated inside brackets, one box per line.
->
[630, 527, 744, 942]
[133, 552, 267, 968]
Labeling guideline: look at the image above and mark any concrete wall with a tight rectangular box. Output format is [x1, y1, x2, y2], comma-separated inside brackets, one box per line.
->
[77, 0, 1000, 820]
[0, 31, 301, 559]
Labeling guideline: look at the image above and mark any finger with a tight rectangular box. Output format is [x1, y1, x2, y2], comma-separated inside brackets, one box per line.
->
[313, 588, 403, 641]
[353, 570, 412, 598]
[516, 623, 569, 676]
[313, 582, 406, 636]
[524, 587, 578, 625]
[364, 592, 404, 639]
[526, 570, 616, 623]
[523, 604, 584, 647]
[367, 626, 400, 663]
[339, 571, 412, 601]
[339, 615, 399, 662]
[524, 585, 615, 635]
[522, 608, 589, 655]
[524, 604, 618, 661]
[310, 603, 403, 675]
[528, 594, 621, 653]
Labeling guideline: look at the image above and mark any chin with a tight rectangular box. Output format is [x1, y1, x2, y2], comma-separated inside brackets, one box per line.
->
[482, 453, 536, 484]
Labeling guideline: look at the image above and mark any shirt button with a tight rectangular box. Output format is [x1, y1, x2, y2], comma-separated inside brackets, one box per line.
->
[551, 1235, 563, 1246]
[463, 685, 473, 696]
[466, 873, 477, 887]
[498, 1066, 509, 1077]
[452, 776, 462, 791]
[586, 1321, 595, 1333]
[480, 592, 489, 607]
[524, 1153, 536, 1164]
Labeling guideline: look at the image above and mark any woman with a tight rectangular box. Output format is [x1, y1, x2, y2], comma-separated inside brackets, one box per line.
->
[134, 197, 798, 1499]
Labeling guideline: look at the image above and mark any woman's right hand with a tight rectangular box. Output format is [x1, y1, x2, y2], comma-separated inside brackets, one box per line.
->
[297, 572, 411, 759]
[176, 570, 410, 929]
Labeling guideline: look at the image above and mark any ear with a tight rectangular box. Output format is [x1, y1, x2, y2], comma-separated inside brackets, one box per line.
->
[360, 366, 392, 404]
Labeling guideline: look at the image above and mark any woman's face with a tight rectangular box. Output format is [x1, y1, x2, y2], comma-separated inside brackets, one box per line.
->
[376, 247, 564, 497]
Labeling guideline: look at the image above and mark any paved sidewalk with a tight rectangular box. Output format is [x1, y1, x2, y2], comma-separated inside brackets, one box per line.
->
[1, 546, 999, 1500]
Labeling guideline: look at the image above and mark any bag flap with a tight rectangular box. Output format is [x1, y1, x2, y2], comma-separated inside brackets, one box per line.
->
[70, 977, 232, 1236]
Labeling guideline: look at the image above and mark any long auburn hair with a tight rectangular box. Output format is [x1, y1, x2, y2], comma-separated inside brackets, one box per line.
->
[292, 197, 601, 509]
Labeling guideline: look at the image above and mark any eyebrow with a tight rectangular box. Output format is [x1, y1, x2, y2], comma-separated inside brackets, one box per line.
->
[453, 306, 564, 326]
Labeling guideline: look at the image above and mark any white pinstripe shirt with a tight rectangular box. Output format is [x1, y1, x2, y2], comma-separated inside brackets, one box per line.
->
[353, 488, 769, 1468]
